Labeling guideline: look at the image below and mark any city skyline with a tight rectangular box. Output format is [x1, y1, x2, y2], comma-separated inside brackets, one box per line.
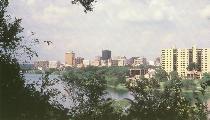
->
[8, 0, 210, 62]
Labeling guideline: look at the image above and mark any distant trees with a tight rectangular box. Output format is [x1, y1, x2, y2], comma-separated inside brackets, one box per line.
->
[126, 75, 208, 120]
[104, 67, 129, 88]
[181, 79, 197, 90]
[59, 66, 208, 120]
[202, 73, 210, 86]
[154, 68, 169, 82]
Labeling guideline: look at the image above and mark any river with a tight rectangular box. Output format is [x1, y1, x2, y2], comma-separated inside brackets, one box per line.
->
[24, 73, 132, 100]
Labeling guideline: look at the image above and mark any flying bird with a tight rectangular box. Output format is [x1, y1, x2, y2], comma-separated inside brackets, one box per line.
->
[44, 41, 53, 45]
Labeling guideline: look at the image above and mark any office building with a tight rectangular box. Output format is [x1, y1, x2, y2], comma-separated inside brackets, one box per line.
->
[65, 51, 75, 67]
[102, 50, 111, 60]
[127, 57, 139, 66]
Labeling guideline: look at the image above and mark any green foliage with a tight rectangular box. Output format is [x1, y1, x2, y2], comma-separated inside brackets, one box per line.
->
[136, 64, 159, 69]
[187, 62, 200, 71]
[60, 67, 208, 120]
[71, 0, 96, 12]
[181, 79, 197, 90]
[126, 76, 208, 120]
[0, 1, 69, 119]
[61, 68, 121, 120]
[74, 66, 129, 89]
[104, 67, 129, 88]
[169, 71, 180, 80]
[111, 100, 130, 116]
[154, 68, 169, 82]
[202, 73, 210, 86]
[0, 55, 69, 120]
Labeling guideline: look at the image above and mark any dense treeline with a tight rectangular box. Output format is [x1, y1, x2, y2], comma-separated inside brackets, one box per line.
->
[60, 67, 209, 120]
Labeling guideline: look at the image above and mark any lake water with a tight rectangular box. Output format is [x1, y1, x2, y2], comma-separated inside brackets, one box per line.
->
[24, 73, 132, 100]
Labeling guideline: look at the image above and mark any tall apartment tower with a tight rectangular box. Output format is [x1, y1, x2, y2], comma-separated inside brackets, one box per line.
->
[102, 50, 111, 60]
[161, 48, 175, 74]
[201, 48, 210, 73]
[161, 45, 210, 78]
[176, 48, 190, 77]
[65, 51, 75, 66]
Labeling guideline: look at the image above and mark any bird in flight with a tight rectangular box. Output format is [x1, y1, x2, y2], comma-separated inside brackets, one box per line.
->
[44, 41, 53, 45]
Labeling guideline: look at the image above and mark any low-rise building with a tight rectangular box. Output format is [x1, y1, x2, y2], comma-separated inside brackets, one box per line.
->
[91, 60, 101, 67]
[144, 68, 156, 79]
[34, 60, 49, 70]
[129, 68, 148, 77]
[49, 61, 60, 68]
[111, 59, 118, 66]
[83, 60, 90, 67]
[148, 60, 155, 66]
[101, 60, 108, 67]
[75, 57, 84, 65]
[117, 56, 127, 66]
[133, 57, 147, 66]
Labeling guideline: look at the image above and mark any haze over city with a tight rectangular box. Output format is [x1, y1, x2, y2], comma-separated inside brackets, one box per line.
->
[8, 0, 210, 62]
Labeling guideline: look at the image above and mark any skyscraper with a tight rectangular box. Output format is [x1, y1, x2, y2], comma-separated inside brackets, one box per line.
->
[102, 50, 111, 60]
[65, 51, 75, 67]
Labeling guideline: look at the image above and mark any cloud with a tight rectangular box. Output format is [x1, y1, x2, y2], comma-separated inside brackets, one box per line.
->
[96, 0, 176, 22]
[20, 0, 35, 6]
[8, 0, 210, 62]
[32, 4, 71, 24]
[200, 5, 210, 18]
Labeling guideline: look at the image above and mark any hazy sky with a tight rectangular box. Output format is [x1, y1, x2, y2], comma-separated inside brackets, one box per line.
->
[8, 0, 210, 62]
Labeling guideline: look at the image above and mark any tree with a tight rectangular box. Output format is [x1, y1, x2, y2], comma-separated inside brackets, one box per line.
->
[169, 71, 180, 80]
[181, 79, 196, 90]
[71, 0, 96, 12]
[202, 73, 210, 86]
[61, 68, 121, 120]
[0, 0, 69, 119]
[126, 76, 208, 120]
[154, 68, 169, 82]
[187, 62, 200, 71]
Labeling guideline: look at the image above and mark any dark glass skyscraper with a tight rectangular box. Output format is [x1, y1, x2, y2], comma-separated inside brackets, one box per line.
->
[102, 50, 111, 60]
